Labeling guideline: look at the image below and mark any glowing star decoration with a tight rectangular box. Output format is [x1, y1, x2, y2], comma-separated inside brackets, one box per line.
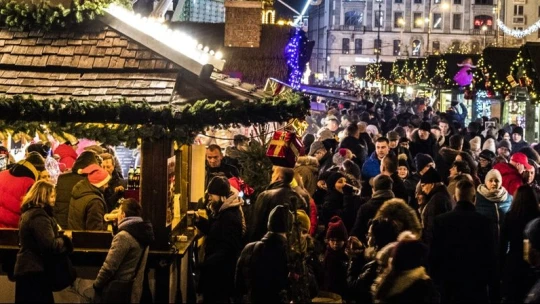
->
[497, 19, 540, 38]
[105, 4, 225, 67]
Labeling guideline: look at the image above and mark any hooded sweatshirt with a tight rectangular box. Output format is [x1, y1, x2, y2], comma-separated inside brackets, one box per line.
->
[68, 178, 107, 231]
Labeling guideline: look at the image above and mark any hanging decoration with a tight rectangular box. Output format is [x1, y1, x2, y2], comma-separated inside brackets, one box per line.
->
[0, 94, 310, 148]
[508, 50, 538, 101]
[431, 58, 452, 88]
[365, 63, 382, 83]
[497, 19, 540, 39]
[285, 27, 310, 89]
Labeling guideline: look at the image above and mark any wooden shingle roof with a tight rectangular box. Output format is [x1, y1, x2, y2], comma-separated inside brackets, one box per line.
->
[0, 23, 180, 103]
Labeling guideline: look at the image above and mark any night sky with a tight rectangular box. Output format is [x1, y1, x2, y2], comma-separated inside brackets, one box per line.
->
[274, 0, 306, 20]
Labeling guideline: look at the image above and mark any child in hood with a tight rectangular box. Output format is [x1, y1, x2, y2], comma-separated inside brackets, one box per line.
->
[322, 216, 349, 298]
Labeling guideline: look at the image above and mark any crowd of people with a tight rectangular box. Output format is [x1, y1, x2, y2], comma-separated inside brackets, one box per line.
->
[198, 94, 540, 303]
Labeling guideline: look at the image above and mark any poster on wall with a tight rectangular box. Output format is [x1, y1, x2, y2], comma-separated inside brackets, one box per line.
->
[166, 156, 175, 227]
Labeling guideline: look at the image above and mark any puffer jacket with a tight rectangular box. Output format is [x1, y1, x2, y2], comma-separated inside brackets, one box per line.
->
[0, 161, 39, 228]
[362, 152, 381, 181]
[475, 185, 512, 240]
[196, 190, 245, 299]
[53, 143, 78, 171]
[493, 162, 524, 196]
[68, 178, 107, 231]
[14, 204, 72, 277]
[409, 131, 439, 159]
[94, 217, 154, 303]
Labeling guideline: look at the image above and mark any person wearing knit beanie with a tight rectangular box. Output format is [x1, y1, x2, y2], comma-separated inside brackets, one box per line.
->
[326, 216, 348, 243]
[483, 138, 496, 154]
[420, 167, 442, 184]
[267, 205, 292, 234]
[78, 164, 111, 189]
[497, 139, 512, 160]
[296, 210, 311, 233]
[397, 156, 410, 180]
[414, 153, 434, 175]
[207, 176, 231, 198]
[332, 148, 353, 167]
[469, 136, 481, 158]
[478, 149, 496, 183]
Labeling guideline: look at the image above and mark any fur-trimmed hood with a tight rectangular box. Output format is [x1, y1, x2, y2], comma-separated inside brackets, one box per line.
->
[410, 129, 437, 144]
[374, 198, 422, 238]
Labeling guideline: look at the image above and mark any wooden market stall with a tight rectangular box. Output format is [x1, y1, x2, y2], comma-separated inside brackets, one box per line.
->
[0, 5, 309, 303]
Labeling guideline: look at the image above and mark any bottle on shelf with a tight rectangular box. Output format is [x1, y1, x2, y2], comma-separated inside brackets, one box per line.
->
[127, 166, 135, 190]
[134, 166, 141, 190]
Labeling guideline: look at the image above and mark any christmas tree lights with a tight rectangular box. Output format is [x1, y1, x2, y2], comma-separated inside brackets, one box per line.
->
[285, 27, 308, 89]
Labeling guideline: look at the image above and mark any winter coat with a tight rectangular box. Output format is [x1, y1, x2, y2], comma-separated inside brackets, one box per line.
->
[195, 191, 244, 301]
[0, 161, 39, 228]
[362, 152, 381, 182]
[322, 247, 348, 297]
[526, 275, 540, 304]
[94, 217, 154, 303]
[68, 179, 107, 231]
[373, 267, 440, 304]
[350, 190, 395, 242]
[248, 180, 307, 242]
[53, 143, 78, 171]
[321, 189, 360, 231]
[359, 132, 375, 156]
[294, 163, 319, 196]
[435, 147, 460, 184]
[236, 232, 289, 304]
[421, 184, 453, 245]
[103, 171, 126, 212]
[55, 173, 85, 229]
[501, 211, 540, 303]
[339, 135, 368, 168]
[511, 140, 529, 155]
[429, 201, 496, 303]
[14, 204, 73, 277]
[409, 131, 439, 159]
[318, 153, 335, 179]
[205, 163, 239, 186]
[391, 172, 408, 203]
[475, 185, 512, 240]
[493, 162, 524, 196]
[347, 259, 378, 304]
[309, 197, 318, 236]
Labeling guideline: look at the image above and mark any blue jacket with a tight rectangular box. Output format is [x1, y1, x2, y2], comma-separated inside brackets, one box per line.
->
[361, 152, 380, 181]
[475, 190, 512, 238]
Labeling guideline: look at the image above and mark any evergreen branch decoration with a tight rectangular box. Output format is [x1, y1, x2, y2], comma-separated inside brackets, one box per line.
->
[0, 94, 310, 147]
[0, 0, 131, 30]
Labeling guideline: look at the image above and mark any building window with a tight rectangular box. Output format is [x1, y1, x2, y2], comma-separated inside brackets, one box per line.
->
[454, 0, 461, 4]
[394, 12, 404, 28]
[342, 38, 350, 54]
[413, 12, 423, 28]
[434, 0, 441, 3]
[412, 40, 421, 56]
[374, 39, 382, 54]
[474, 15, 493, 29]
[414, 0, 422, 3]
[355, 39, 363, 54]
[395, 0, 403, 3]
[452, 14, 462, 30]
[345, 11, 363, 26]
[514, 5, 524, 16]
[432, 13, 442, 29]
[393, 40, 401, 55]
[475, 0, 492, 4]
[432, 41, 440, 54]
[375, 10, 384, 28]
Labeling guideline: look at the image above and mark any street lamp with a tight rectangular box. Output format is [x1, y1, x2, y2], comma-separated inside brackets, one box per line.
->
[425, 2, 448, 55]
[481, 25, 488, 49]
[375, 0, 383, 63]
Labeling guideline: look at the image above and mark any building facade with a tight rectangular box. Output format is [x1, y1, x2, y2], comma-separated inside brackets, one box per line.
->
[308, 0, 502, 79]
[500, 0, 540, 46]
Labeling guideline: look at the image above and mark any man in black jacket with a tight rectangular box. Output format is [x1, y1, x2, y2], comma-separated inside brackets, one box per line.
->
[205, 144, 239, 186]
[339, 122, 367, 168]
[429, 179, 495, 303]
[247, 167, 307, 242]
[410, 122, 439, 159]
[419, 167, 453, 245]
[380, 154, 408, 203]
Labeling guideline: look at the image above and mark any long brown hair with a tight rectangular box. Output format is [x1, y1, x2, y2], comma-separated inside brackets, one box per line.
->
[507, 184, 540, 222]
[21, 180, 55, 208]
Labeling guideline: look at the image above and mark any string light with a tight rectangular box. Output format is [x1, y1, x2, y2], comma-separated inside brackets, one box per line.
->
[497, 19, 540, 38]
[105, 4, 225, 67]
[285, 28, 307, 89]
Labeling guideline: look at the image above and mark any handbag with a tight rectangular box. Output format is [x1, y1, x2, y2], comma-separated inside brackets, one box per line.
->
[99, 247, 148, 303]
[44, 252, 77, 292]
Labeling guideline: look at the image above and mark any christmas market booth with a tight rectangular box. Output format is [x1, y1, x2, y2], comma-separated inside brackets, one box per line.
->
[473, 47, 519, 123]
[363, 61, 393, 94]
[0, 2, 309, 303]
[389, 57, 429, 99]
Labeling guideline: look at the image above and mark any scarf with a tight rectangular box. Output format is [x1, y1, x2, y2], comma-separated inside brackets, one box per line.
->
[477, 184, 508, 203]
[372, 189, 395, 200]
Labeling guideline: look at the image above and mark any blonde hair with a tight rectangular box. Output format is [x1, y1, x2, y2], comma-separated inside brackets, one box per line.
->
[21, 180, 55, 208]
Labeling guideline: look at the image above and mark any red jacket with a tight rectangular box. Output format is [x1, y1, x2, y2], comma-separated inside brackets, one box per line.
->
[53, 144, 78, 172]
[493, 163, 524, 196]
[309, 198, 318, 236]
[0, 162, 38, 228]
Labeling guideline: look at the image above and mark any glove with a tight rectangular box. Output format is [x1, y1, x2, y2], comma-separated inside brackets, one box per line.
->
[342, 184, 354, 195]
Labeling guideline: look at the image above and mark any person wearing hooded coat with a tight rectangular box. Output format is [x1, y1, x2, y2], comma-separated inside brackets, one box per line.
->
[195, 176, 245, 303]
[0, 151, 45, 228]
[93, 198, 154, 303]
[409, 123, 439, 159]
[350, 175, 395, 243]
[320, 172, 358, 231]
[54, 151, 100, 228]
[68, 164, 111, 231]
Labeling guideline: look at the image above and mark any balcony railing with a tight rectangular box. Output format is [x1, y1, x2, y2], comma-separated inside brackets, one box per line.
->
[470, 29, 495, 35]
[330, 25, 365, 31]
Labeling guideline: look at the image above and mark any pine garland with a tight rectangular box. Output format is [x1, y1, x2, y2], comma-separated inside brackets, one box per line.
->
[0, 94, 310, 148]
[0, 0, 131, 30]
